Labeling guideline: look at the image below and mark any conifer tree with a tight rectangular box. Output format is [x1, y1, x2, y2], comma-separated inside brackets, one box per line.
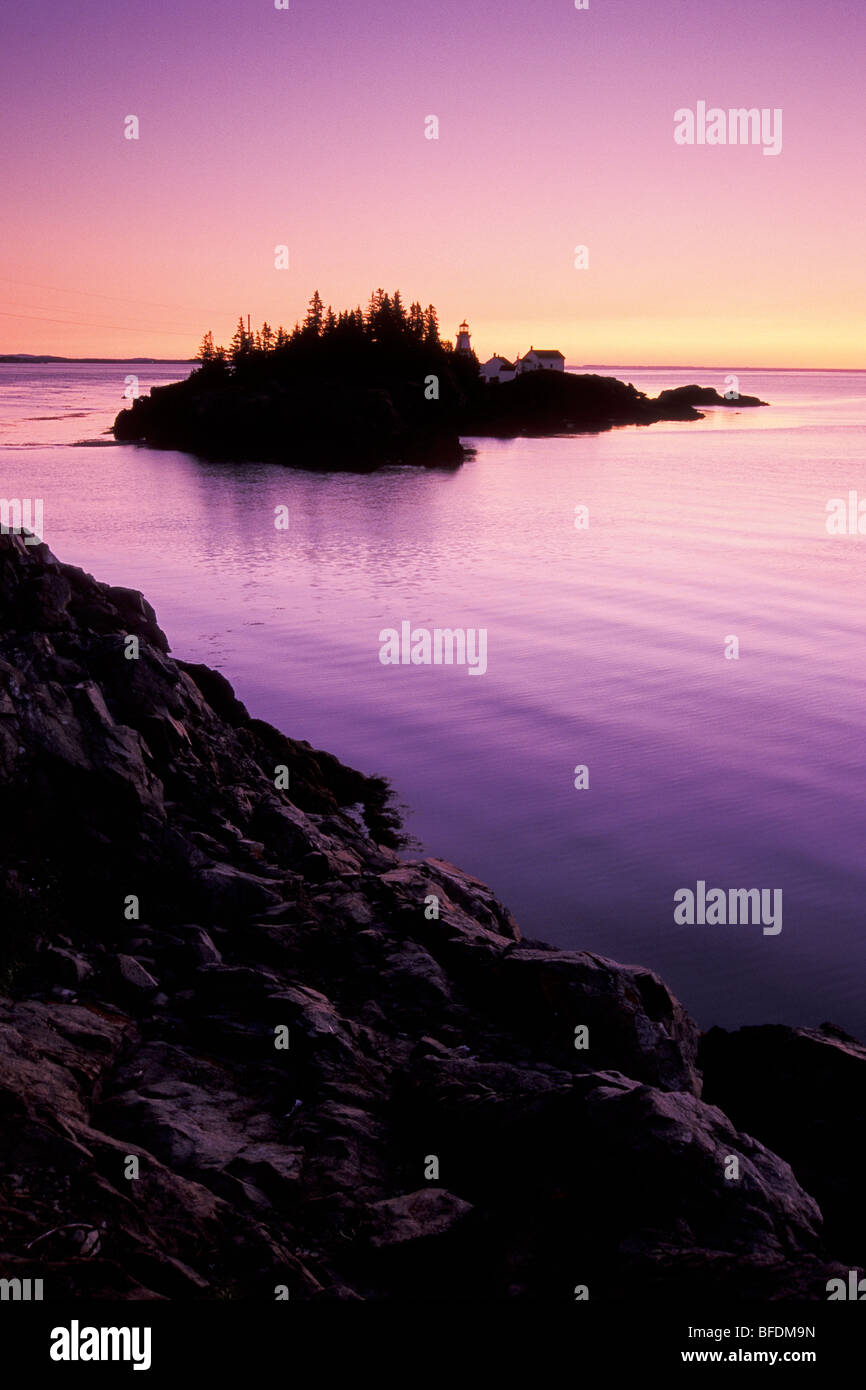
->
[408, 301, 425, 341]
[229, 316, 253, 366]
[196, 330, 216, 366]
[304, 291, 324, 337]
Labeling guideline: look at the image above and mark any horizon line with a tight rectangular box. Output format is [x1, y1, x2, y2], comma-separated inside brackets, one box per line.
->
[2, 354, 865, 373]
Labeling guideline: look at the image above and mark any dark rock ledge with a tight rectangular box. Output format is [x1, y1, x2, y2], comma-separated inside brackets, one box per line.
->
[112, 373, 768, 469]
[0, 531, 857, 1300]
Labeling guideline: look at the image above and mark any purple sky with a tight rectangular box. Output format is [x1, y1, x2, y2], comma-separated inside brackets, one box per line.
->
[1, 0, 864, 363]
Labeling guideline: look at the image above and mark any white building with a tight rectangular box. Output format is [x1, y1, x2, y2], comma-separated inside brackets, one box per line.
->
[479, 344, 565, 383]
[479, 354, 517, 384]
[516, 347, 565, 374]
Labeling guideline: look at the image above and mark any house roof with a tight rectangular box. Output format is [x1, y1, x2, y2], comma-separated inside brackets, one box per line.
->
[483, 356, 514, 369]
[527, 349, 564, 359]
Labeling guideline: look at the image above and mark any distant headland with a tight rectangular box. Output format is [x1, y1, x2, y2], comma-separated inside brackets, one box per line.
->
[112, 291, 768, 470]
[0, 355, 196, 364]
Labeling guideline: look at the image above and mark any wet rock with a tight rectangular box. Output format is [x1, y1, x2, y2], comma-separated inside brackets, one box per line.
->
[491, 948, 701, 1092]
[0, 530, 855, 1302]
[369, 1189, 473, 1247]
[116, 955, 159, 993]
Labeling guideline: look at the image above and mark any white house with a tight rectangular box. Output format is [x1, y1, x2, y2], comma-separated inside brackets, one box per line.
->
[479, 344, 565, 383]
[516, 348, 565, 374]
[480, 354, 517, 384]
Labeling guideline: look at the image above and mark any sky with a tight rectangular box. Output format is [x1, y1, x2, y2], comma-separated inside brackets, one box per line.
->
[1, 0, 864, 366]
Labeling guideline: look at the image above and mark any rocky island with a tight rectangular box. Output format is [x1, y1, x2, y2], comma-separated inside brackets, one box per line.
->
[112, 292, 768, 469]
[0, 529, 856, 1303]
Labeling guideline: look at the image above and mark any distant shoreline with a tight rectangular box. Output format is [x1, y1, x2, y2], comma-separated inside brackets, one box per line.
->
[577, 363, 866, 373]
[0, 355, 196, 365]
[2, 355, 863, 371]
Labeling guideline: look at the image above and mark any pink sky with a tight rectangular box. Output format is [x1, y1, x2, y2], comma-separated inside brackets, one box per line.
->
[1, 0, 864, 365]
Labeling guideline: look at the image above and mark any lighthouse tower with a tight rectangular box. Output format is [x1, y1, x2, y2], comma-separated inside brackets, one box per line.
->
[456, 320, 472, 354]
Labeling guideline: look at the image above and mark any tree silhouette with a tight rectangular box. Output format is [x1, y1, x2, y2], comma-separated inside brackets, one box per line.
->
[303, 291, 324, 338]
[196, 331, 216, 365]
[196, 292, 476, 395]
[229, 316, 253, 366]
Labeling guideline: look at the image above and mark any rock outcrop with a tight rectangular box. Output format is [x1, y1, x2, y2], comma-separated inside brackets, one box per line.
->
[700, 1023, 866, 1270]
[113, 373, 468, 470]
[462, 376, 768, 439]
[113, 369, 768, 467]
[655, 383, 768, 409]
[0, 531, 853, 1300]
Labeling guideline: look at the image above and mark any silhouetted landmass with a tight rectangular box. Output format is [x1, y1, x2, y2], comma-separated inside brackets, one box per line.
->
[115, 292, 474, 469]
[462, 374, 765, 436]
[655, 384, 768, 409]
[0, 356, 196, 364]
[112, 292, 769, 469]
[0, 530, 858, 1301]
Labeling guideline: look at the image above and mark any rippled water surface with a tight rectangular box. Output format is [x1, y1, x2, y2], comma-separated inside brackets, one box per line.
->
[2, 361, 865, 1032]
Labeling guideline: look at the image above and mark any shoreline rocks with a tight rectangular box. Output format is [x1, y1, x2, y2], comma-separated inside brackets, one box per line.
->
[0, 530, 855, 1301]
[113, 370, 768, 468]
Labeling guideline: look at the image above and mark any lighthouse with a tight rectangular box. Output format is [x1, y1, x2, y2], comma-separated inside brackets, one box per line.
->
[456, 320, 472, 355]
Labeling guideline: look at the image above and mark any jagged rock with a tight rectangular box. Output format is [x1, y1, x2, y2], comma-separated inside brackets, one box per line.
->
[492, 948, 701, 1093]
[0, 531, 856, 1302]
[368, 1189, 473, 1247]
[171, 925, 222, 966]
[700, 1023, 866, 1268]
[41, 946, 93, 986]
[116, 955, 159, 993]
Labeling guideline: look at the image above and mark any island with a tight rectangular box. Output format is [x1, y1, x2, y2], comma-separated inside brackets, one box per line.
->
[0, 528, 858, 1302]
[112, 291, 768, 469]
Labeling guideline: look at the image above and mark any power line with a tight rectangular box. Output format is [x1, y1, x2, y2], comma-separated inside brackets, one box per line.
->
[0, 274, 230, 318]
[5, 298, 209, 330]
[0, 309, 199, 336]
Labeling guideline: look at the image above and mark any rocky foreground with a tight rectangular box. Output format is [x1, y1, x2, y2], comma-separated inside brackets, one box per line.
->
[0, 531, 859, 1301]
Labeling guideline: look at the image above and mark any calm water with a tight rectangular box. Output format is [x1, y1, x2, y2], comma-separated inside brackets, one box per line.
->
[2, 361, 865, 1034]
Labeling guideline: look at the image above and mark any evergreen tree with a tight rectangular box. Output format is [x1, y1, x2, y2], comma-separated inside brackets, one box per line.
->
[304, 290, 324, 337]
[195, 330, 229, 377]
[229, 316, 253, 366]
[408, 301, 425, 341]
[196, 331, 216, 367]
[366, 289, 385, 338]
